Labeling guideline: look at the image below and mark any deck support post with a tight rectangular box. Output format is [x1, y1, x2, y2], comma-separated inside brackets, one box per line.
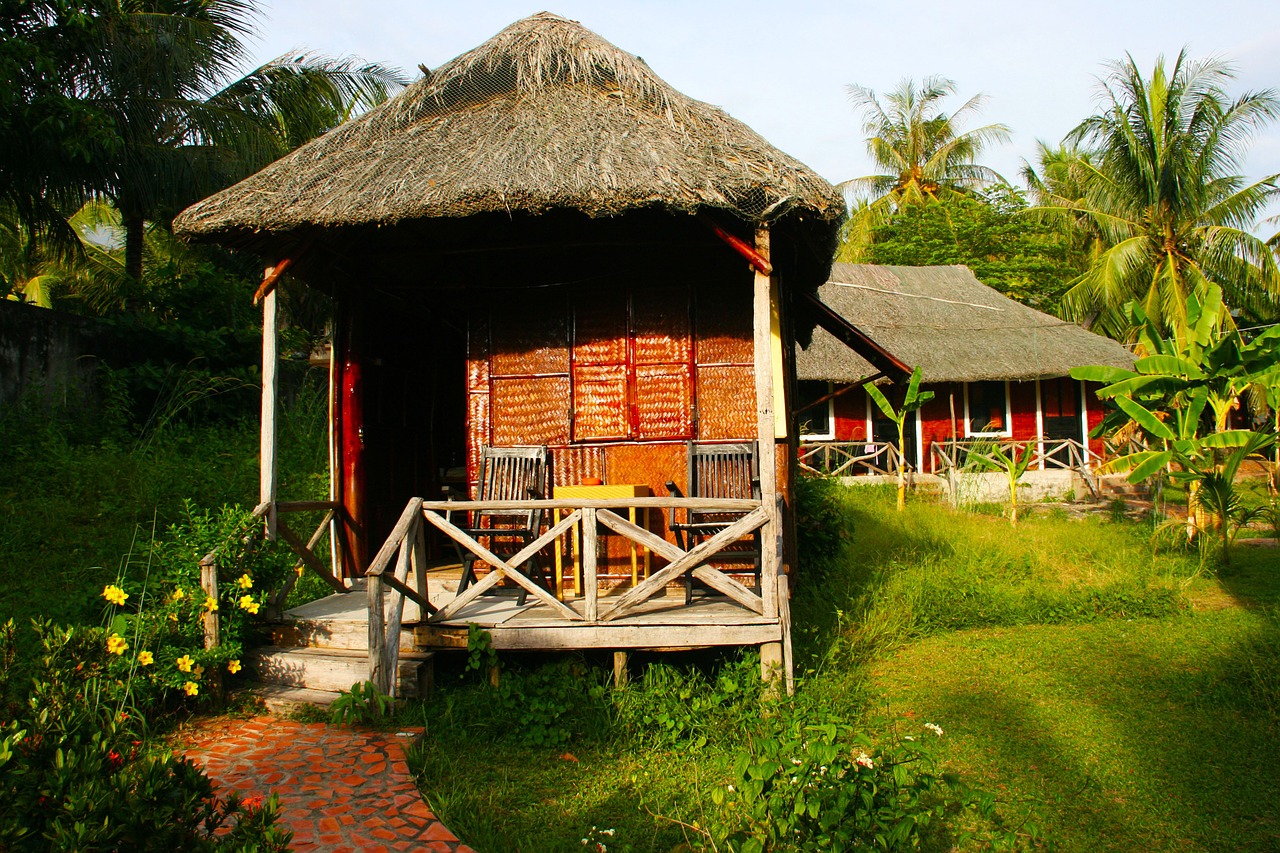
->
[368, 574, 388, 694]
[613, 651, 629, 688]
[583, 508, 599, 622]
[260, 281, 278, 540]
[754, 227, 780, 624]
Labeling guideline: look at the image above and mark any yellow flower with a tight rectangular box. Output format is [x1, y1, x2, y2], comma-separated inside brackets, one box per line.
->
[237, 595, 260, 614]
[106, 633, 128, 655]
[137, 650, 154, 666]
[295, 565, 305, 577]
[192, 664, 205, 678]
[182, 681, 199, 697]
[168, 612, 179, 622]
[176, 654, 194, 673]
[102, 585, 128, 606]
[227, 659, 242, 674]
[236, 573, 253, 590]
[171, 587, 186, 602]
[202, 596, 218, 612]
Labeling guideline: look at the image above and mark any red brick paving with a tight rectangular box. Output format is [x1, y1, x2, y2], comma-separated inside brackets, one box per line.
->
[181, 716, 476, 853]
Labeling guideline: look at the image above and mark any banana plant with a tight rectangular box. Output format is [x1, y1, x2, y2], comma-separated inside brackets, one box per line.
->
[864, 366, 934, 511]
[967, 441, 1036, 524]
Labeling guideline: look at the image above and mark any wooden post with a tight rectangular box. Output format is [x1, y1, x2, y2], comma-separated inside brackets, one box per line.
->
[199, 557, 223, 698]
[755, 226, 784, 686]
[754, 227, 781, 624]
[368, 573, 388, 694]
[260, 283, 278, 540]
[583, 508, 599, 622]
[613, 651, 629, 688]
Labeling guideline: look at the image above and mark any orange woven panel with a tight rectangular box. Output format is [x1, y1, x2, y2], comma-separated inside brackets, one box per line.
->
[466, 390, 490, 484]
[696, 364, 755, 439]
[604, 442, 682, 547]
[490, 297, 569, 376]
[695, 286, 752, 364]
[573, 363, 629, 440]
[573, 291, 628, 365]
[492, 376, 571, 445]
[635, 364, 692, 439]
[633, 288, 691, 365]
[551, 444, 605, 487]
[467, 314, 490, 391]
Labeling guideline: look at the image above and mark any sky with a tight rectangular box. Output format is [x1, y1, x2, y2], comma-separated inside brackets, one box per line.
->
[242, 0, 1280, 226]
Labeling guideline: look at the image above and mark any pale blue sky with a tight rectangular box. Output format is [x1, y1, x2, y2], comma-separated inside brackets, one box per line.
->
[246, 1, 1280, 226]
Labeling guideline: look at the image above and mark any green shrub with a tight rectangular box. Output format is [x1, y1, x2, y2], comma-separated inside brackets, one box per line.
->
[612, 652, 767, 750]
[698, 718, 1028, 852]
[0, 621, 291, 851]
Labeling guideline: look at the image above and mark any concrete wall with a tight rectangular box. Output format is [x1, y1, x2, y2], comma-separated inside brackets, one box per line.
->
[0, 299, 103, 416]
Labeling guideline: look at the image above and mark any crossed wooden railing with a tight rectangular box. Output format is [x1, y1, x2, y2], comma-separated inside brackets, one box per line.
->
[364, 496, 773, 696]
[797, 441, 904, 477]
[929, 438, 1103, 475]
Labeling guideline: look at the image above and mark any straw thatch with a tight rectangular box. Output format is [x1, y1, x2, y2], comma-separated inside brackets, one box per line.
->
[173, 12, 842, 242]
[797, 264, 1135, 383]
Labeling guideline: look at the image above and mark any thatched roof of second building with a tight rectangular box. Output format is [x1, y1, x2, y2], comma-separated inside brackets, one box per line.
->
[797, 264, 1135, 384]
[173, 12, 843, 247]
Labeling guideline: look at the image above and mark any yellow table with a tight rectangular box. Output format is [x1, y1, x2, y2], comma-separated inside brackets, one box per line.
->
[553, 484, 651, 598]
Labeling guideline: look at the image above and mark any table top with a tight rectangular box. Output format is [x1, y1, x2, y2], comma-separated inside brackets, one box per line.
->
[553, 483, 652, 499]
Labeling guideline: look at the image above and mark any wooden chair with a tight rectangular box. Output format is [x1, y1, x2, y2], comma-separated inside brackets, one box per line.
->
[665, 441, 762, 605]
[452, 445, 551, 606]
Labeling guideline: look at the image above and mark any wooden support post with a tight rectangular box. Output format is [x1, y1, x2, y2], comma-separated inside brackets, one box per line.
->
[368, 573, 388, 694]
[260, 283, 278, 540]
[613, 651, 629, 688]
[753, 227, 780, 623]
[199, 557, 223, 698]
[583, 508, 599, 622]
[778, 573, 794, 696]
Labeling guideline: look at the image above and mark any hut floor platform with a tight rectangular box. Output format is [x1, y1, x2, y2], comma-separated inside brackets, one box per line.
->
[278, 568, 781, 654]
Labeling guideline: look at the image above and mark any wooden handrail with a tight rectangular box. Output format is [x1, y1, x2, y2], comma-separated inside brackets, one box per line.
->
[419, 497, 761, 512]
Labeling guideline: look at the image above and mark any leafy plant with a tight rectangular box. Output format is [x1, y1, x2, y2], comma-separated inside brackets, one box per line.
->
[864, 366, 934, 511]
[699, 718, 1028, 852]
[0, 620, 291, 851]
[464, 623, 498, 681]
[965, 440, 1036, 524]
[330, 680, 394, 726]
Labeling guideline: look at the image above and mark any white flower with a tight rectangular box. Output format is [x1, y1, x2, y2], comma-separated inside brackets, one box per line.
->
[726, 784, 735, 792]
[924, 723, 944, 737]
[791, 757, 802, 765]
[855, 751, 874, 769]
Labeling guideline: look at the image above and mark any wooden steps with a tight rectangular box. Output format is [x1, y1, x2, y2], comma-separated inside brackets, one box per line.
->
[246, 588, 434, 707]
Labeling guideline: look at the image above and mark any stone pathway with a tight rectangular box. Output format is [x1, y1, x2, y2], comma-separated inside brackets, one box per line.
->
[180, 716, 476, 853]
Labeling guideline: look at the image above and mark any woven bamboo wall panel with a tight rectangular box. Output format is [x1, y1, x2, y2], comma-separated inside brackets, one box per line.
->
[697, 364, 755, 439]
[490, 296, 569, 377]
[696, 286, 752, 365]
[467, 315, 490, 391]
[466, 390, 490, 485]
[635, 363, 692, 439]
[573, 290, 628, 365]
[573, 363, 629, 440]
[491, 376, 571, 445]
[604, 442, 685, 497]
[551, 444, 604, 487]
[633, 288, 691, 365]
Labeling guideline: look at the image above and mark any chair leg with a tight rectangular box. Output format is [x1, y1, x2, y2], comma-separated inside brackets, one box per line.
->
[458, 554, 477, 594]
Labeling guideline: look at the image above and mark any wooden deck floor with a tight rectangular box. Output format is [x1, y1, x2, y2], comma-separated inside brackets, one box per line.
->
[286, 572, 781, 653]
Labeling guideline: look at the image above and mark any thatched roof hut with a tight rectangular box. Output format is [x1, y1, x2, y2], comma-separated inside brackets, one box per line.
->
[173, 11, 843, 278]
[797, 264, 1135, 384]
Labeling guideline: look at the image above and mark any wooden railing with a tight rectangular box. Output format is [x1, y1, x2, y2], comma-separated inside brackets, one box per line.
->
[929, 438, 1103, 475]
[797, 441, 904, 477]
[365, 496, 774, 696]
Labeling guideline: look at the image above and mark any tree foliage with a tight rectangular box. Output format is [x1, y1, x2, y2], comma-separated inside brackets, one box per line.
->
[1040, 51, 1280, 339]
[862, 186, 1084, 312]
[839, 76, 1010, 260]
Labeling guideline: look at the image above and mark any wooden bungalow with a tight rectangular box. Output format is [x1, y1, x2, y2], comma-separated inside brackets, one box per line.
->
[173, 13, 846, 693]
[794, 264, 1135, 486]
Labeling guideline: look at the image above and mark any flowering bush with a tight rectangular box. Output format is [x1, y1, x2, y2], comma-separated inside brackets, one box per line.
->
[96, 501, 300, 710]
[700, 718, 1030, 851]
[0, 620, 291, 851]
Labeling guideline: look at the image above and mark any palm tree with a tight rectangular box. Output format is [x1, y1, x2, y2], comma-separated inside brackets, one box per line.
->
[84, 1, 404, 284]
[839, 76, 1010, 259]
[1048, 51, 1280, 339]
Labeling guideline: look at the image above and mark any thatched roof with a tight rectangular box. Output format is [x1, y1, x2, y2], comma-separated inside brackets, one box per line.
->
[797, 264, 1135, 383]
[173, 12, 843, 243]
